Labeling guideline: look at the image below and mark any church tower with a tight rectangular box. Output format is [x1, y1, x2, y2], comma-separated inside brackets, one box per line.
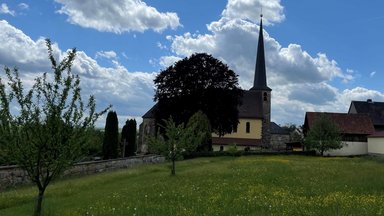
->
[250, 15, 271, 147]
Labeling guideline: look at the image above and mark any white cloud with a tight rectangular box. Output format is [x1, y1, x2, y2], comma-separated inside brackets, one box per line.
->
[0, 3, 15, 16]
[18, 3, 29, 10]
[95, 50, 117, 60]
[157, 0, 369, 125]
[159, 56, 182, 68]
[0, 21, 156, 128]
[222, 0, 285, 25]
[55, 0, 181, 33]
[370, 71, 376, 78]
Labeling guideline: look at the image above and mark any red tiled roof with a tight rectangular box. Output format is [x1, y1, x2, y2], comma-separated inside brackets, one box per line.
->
[304, 112, 375, 135]
[212, 137, 262, 146]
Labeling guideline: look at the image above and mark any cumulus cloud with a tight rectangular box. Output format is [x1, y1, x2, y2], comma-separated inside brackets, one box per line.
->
[0, 21, 156, 127]
[55, 0, 180, 33]
[156, 0, 372, 125]
[222, 0, 285, 25]
[0, 3, 15, 16]
[158, 56, 182, 68]
[95, 50, 118, 60]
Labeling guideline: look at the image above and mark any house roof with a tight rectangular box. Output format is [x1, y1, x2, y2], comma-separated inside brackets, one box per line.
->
[348, 100, 384, 126]
[304, 112, 374, 135]
[270, 122, 289, 135]
[238, 90, 263, 118]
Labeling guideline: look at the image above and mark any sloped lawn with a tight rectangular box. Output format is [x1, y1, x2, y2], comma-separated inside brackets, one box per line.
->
[1, 155, 384, 215]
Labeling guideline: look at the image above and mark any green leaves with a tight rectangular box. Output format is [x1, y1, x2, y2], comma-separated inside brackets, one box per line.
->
[305, 114, 342, 155]
[0, 38, 110, 215]
[153, 53, 242, 137]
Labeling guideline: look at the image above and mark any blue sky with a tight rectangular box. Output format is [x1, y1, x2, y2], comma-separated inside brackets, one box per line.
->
[1, 0, 384, 127]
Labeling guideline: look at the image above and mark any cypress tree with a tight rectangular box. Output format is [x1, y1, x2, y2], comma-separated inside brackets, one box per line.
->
[102, 111, 119, 159]
[121, 120, 129, 157]
[126, 119, 137, 156]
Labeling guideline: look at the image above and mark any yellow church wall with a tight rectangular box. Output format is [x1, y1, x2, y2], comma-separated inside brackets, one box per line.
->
[212, 118, 262, 139]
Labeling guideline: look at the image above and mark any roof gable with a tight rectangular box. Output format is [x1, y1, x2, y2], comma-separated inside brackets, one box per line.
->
[304, 112, 374, 135]
[270, 122, 289, 134]
[348, 100, 384, 126]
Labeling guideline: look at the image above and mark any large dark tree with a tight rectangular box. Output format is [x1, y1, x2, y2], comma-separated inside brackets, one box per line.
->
[102, 111, 119, 159]
[121, 119, 137, 157]
[154, 53, 242, 136]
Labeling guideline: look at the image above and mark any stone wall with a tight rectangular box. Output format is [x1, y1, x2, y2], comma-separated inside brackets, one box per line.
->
[0, 154, 165, 191]
[270, 134, 290, 150]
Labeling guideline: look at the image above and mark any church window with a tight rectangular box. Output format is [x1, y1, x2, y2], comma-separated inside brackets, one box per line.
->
[246, 122, 250, 133]
[263, 92, 268, 102]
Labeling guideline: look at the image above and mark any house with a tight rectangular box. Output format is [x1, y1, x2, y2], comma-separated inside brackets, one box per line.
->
[348, 99, 384, 131]
[348, 99, 384, 155]
[368, 131, 384, 155]
[303, 112, 375, 156]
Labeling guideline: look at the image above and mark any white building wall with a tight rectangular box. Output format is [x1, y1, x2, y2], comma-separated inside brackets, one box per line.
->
[368, 137, 384, 154]
[324, 141, 367, 156]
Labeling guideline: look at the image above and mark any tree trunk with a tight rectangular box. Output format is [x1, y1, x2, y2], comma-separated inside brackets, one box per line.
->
[35, 188, 45, 216]
[171, 159, 176, 176]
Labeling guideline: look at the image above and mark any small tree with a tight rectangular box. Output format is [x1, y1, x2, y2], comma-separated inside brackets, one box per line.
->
[186, 110, 212, 152]
[305, 114, 342, 156]
[149, 117, 201, 175]
[102, 111, 119, 159]
[0, 39, 109, 216]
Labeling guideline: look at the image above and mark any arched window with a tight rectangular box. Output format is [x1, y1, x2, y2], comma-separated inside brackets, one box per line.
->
[263, 92, 268, 102]
[246, 122, 250, 133]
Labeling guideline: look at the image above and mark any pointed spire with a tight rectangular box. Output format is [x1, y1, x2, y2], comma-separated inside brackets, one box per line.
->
[250, 14, 271, 91]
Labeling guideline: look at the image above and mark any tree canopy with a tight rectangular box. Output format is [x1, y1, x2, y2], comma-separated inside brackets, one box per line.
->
[154, 53, 242, 136]
[304, 114, 343, 156]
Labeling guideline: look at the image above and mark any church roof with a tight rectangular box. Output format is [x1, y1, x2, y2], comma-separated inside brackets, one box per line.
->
[250, 15, 271, 91]
[270, 122, 289, 135]
[142, 103, 158, 118]
[238, 90, 263, 118]
[304, 112, 374, 135]
[348, 100, 384, 126]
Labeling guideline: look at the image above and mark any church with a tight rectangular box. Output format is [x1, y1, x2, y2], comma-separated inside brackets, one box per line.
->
[138, 15, 288, 153]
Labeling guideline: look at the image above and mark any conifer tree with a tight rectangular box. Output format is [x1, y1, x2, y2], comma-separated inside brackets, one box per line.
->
[127, 119, 137, 156]
[102, 111, 119, 159]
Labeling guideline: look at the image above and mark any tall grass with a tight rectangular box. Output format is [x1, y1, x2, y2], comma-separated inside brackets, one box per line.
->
[1, 155, 384, 215]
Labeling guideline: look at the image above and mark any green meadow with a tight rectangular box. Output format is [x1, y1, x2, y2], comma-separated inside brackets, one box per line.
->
[1, 155, 384, 215]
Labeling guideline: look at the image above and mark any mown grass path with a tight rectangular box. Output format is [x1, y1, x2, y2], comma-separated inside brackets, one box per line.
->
[1, 155, 384, 215]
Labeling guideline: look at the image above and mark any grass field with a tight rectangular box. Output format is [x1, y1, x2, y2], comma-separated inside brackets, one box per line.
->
[1, 155, 384, 215]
